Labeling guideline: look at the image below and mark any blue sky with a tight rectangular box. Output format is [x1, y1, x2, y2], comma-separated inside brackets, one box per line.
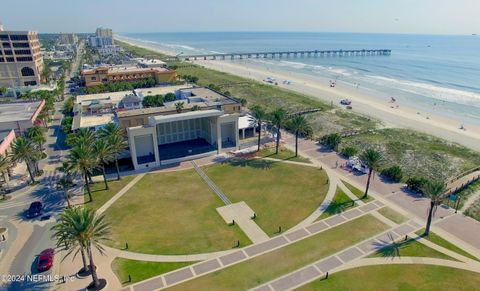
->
[1, 0, 479, 34]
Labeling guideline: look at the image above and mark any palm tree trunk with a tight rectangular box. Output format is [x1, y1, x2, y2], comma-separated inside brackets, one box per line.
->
[80, 246, 89, 272]
[295, 132, 299, 157]
[87, 245, 100, 287]
[84, 173, 92, 202]
[363, 169, 373, 199]
[64, 190, 71, 207]
[26, 162, 35, 183]
[424, 200, 435, 236]
[275, 126, 281, 154]
[101, 164, 109, 190]
[115, 158, 121, 181]
[257, 121, 261, 152]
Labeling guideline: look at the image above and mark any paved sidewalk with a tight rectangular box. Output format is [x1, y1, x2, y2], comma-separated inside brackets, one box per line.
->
[191, 161, 231, 205]
[280, 131, 480, 254]
[252, 220, 423, 291]
[217, 202, 269, 243]
[126, 200, 384, 291]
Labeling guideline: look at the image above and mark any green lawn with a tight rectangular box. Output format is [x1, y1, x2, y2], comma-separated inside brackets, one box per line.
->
[83, 176, 135, 211]
[377, 207, 407, 224]
[103, 169, 250, 254]
[415, 229, 480, 262]
[297, 264, 480, 291]
[111, 258, 195, 286]
[258, 147, 311, 163]
[204, 158, 329, 235]
[317, 187, 356, 220]
[369, 236, 454, 260]
[342, 180, 373, 202]
[167, 215, 388, 291]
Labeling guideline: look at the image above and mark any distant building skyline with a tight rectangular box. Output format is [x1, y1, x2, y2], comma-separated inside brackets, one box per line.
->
[1, 0, 479, 35]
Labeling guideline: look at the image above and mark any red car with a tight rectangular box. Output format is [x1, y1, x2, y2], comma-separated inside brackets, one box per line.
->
[37, 248, 54, 272]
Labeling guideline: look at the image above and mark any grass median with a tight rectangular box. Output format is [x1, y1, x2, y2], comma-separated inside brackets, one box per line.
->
[168, 214, 388, 291]
[83, 176, 135, 211]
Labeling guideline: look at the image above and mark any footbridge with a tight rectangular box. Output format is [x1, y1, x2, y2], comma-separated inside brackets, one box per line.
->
[169, 49, 391, 61]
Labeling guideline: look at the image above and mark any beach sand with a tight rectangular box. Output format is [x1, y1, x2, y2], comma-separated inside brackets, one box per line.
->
[117, 37, 480, 152]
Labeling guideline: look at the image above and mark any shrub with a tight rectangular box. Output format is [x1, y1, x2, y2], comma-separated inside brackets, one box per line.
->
[341, 146, 358, 158]
[381, 165, 403, 182]
[164, 92, 176, 102]
[406, 176, 429, 194]
[319, 133, 342, 151]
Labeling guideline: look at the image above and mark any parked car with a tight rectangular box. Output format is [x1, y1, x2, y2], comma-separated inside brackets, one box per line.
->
[37, 248, 54, 272]
[340, 99, 352, 105]
[26, 201, 43, 218]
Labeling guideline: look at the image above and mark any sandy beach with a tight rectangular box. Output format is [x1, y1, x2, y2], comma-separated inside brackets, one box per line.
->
[117, 36, 480, 152]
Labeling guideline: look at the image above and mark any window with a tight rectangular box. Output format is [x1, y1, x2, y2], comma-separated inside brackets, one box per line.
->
[2, 42, 10, 48]
[6, 57, 15, 62]
[16, 56, 33, 62]
[9, 35, 28, 41]
[0, 58, 4, 62]
[21, 67, 35, 76]
[4, 50, 13, 55]
[14, 49, 31, 55]
[13, 42, 30, 48]
[0, 35, 8, 41]
[24, 81, 37, 86]
[91, 76, 97, 81]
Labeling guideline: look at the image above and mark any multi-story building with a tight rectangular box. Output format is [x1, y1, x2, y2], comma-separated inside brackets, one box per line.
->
[89, 27, 114, 48]
[71, 86, 244, 170]
[80, 65, 177, 87]
[0, 25, 44, 88]
[58, 33, 78, 45]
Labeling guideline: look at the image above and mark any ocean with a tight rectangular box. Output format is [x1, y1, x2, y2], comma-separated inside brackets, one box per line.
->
[119, 32, 480, 126]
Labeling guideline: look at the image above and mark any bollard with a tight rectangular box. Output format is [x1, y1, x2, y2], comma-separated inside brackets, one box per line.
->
[232, 219, 235, 225]
[237, 240, 240, 247]
[278, 226, 282, 233]
[405, 235, 408, 241]
[128, 274, 131, 282]
[125, 242, 129, 250]
[325, 272, 329, 279]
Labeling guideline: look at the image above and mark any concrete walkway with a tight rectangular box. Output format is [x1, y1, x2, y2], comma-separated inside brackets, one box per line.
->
[217, 202, 270, 243]
[125, 200, 384, 291]
[96, 174, 145, 215]
[191, 160, 232, 205]
[280, 131, 480, 255]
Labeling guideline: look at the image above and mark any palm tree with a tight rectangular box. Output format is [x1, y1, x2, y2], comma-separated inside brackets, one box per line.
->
[10, 137, 38, 183]
[27, 126, 46, 151]
[175, 101, 185, 113]
[0, 155, 10, 197]
[51, 207, 110, 288]
[97, 123, 126, 181]
[57, 176, 74, 207]
[360, 149, 382, 199]
[250, 105, 266, 152]
[93, 140, 114, 190]
[66, 143, 98, 202]
[270, 108, 288, 155]
[288, 115, 312, 157]
[421, 180, 446, 236]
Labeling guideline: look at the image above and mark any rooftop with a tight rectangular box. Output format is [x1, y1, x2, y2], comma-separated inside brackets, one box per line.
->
[0, 101, 43, 123]
[72, 113, 115, 131]
[81, 65, 171, 75]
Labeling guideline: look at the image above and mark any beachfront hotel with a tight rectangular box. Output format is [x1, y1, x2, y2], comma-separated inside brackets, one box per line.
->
[80, 65, 178, 87]
[0, 23, 44, 88]
[72, 86, 252, 170]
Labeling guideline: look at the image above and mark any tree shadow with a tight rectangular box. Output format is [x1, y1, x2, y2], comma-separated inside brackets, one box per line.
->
[372, 233, 411, 259]
[323, 200, 355, 217]
[222, 157, 274, 170]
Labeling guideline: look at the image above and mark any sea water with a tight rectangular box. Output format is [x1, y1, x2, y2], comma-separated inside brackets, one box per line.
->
[120, 32, 480, 126]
